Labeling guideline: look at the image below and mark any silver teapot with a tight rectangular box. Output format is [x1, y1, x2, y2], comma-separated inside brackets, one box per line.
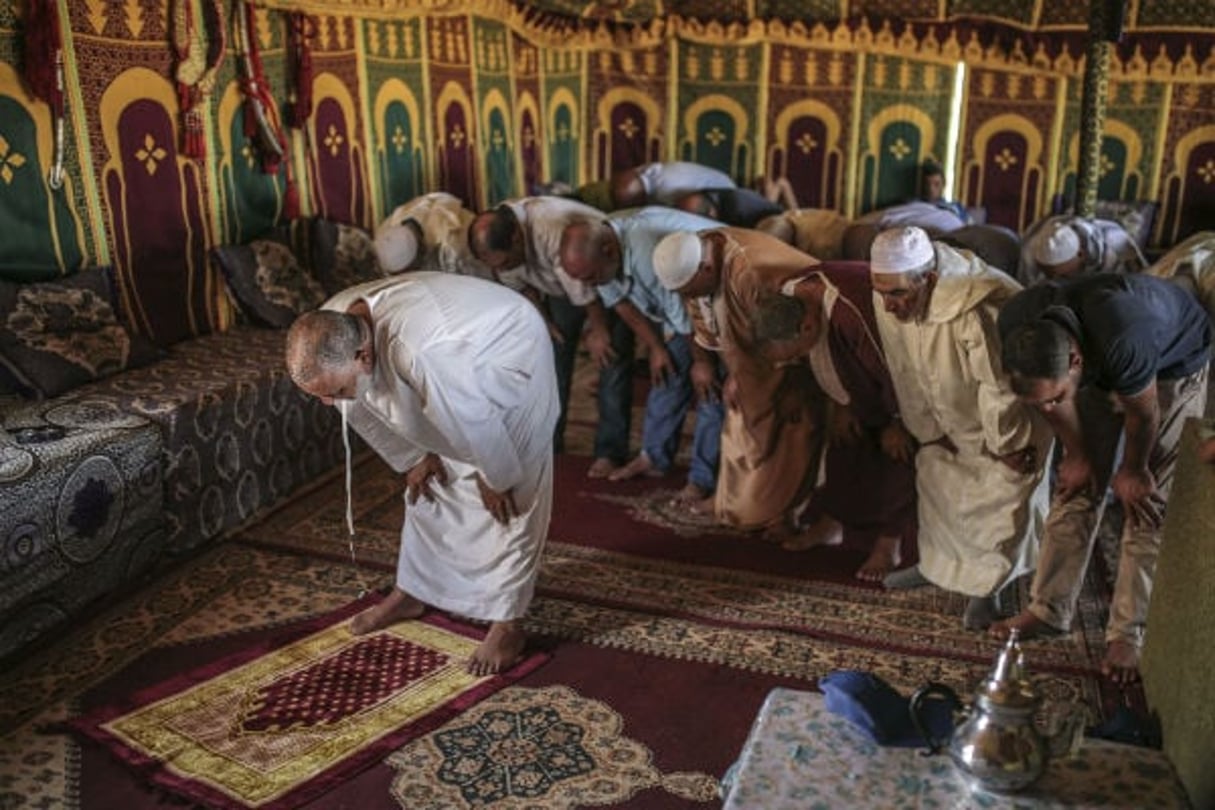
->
[909, 629, 1085, 795]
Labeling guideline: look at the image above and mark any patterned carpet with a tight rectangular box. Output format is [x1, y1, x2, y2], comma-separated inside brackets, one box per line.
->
[0, 360, 1136, 808]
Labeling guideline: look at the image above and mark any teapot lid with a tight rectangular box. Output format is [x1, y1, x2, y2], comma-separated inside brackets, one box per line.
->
[977, 629, 1039, 710]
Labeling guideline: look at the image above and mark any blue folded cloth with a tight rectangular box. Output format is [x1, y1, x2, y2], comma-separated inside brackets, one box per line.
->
[820, 670, 956, 748]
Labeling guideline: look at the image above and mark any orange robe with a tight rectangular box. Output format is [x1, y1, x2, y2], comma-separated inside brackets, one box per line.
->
[689, 227, 826, 530]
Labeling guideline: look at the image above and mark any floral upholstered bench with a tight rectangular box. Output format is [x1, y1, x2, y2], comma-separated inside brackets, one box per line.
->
[0, 264, 349, 662]
[0, 401, 164, 660]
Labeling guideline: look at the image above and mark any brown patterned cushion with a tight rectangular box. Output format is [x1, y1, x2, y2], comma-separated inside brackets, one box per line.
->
[0, 268, 162, 400]
[311, 219, 386, 295]
[212, 239, 326, 328]
[1093, 200, 1158, 250]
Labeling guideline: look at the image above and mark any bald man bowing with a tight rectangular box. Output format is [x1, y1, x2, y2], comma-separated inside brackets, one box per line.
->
[286, 272, 558, 674]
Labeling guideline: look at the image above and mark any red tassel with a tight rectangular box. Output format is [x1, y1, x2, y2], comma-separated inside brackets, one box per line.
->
[284, 178, 300, 219]
[287, 13, 315, 129]
[22, 0, 64, 117]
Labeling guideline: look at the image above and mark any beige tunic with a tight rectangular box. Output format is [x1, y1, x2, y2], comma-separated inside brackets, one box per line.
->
[1144, 230, 1215, 320]
[692, 227, 826, 530]
[875, 244, 1052, 596]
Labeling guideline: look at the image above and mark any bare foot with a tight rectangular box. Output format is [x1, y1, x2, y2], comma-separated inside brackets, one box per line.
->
[608, 453, 664, 481]
[782, 516, 843, 551]
[467, 620, 526, 676]
[963, 595, 1001, 631]
[882, 565, 930, 590]
[689, 494, 716, 516]
[672, 482, 710, 504]
[856, 535, 901, 582]
[587, 457, 618, 479]
[1102, 639, 1142, 685]
[761, 520, 797, 545]
[989, 610, 1064, 642]
[350, 588, 425, 635]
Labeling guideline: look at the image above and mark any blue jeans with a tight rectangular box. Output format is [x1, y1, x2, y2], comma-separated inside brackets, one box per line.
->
[640, 333, 723, 491]
[546, 295, 634, 461]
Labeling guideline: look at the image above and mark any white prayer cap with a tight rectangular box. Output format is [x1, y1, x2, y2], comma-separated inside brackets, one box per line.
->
[652, 231, 703, 290]
[373, 223, 419, 274]
[1030, 220, 1081, 267]
[870, 226, 935, 276]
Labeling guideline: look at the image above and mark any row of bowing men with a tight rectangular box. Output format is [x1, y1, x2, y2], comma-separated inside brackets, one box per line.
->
[370, 160, 1215, 686]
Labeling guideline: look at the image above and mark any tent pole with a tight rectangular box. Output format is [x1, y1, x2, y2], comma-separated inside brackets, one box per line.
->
[1075, 0, 1123, 217]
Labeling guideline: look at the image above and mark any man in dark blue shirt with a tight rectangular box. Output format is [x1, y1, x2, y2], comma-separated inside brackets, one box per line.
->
[991, 274, 1211, 684]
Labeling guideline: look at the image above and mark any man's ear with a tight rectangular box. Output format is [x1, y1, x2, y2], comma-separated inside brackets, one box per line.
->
[1068, 346, 1083, 373]
[355, 334, 375, 372]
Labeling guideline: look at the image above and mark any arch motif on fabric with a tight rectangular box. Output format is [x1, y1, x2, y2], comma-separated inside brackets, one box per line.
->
[547, 87, 580, 186]
[0, 63, 85, 278]
[100, 66, 214, 343]
[480, 88, 516, 207]
[769, 99, 844, 210]
[594, 87, 661, 180]
[1062, 119, 1145, 203]
[1160, 124, 1215, 244]
[516, 90, 542, 196]
[217, 80, 282, 244]
[862, 105, 936, 213]
[964, 113, 1044, 232]
[680, 94, 748, 180]
[434, 80, 478, 208]
[373, 78, 425, 212]
[307, 72, 367, 226]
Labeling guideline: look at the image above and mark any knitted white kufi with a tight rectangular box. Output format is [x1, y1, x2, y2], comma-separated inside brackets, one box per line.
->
[652, 231, 703, 290]
[373, 223, 419, 274]
[1030, 220, 1081, 267]
[870, 226, 934, 276]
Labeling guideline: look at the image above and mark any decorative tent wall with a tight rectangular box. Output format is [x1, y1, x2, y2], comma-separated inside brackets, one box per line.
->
[1, 0, 1214, 342]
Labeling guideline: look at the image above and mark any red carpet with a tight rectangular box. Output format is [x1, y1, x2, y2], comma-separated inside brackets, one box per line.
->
[9, 448, 1140, 809]
[240, 453, 1125, 716]
[65, 597, 547, 809]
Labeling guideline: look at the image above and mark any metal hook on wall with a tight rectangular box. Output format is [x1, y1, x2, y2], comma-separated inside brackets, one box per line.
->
[46, 50, 66, 191]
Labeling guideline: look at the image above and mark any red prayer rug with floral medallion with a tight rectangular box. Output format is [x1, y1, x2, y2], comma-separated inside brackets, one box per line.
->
[64, 597, 547, 809]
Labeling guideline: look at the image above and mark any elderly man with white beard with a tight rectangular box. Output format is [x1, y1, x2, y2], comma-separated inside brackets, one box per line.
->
[870, 226, 1053, 630]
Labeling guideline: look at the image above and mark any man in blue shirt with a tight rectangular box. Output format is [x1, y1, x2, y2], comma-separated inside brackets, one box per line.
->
[559, 207, 725, 503]
[992, 273, 1211, 684]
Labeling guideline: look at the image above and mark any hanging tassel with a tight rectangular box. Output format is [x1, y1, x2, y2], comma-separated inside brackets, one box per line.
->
[284, 176, 301, 219]
[287, 13, 316, 129]
[21, 0, 64, 117]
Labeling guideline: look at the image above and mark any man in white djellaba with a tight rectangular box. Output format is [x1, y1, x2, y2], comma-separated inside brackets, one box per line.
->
[285, 271, 559, 674]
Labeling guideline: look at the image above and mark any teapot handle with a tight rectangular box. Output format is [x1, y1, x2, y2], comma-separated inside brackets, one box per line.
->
[909, 682, 962, 757]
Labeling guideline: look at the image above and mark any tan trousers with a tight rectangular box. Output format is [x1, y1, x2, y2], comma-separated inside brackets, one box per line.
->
[1027, 365, 1209, 648]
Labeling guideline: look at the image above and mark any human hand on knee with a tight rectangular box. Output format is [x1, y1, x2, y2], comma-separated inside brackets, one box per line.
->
[405, 453, 449, 504]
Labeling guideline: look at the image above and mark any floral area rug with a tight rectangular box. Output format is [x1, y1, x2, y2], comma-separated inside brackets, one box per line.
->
[238, 454, 1126, 725]
[62, 597, 546, 809]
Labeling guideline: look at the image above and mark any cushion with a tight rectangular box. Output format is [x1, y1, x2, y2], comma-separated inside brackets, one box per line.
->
[819, 670, 956, 748]
[212, 238, 326, 328]
[0, 268, 162, 399]
[311, 219, 386, 296]
[1093, 199, 1158, 250]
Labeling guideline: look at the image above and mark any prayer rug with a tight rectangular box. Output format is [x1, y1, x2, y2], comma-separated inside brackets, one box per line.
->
[236, 455, 1125, 723]
[63, 598, 547, 809]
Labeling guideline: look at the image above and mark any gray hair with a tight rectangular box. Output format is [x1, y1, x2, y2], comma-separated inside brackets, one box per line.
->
[285, 310, 365, 385]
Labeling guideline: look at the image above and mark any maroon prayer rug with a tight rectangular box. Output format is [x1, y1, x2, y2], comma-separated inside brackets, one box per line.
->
[64, 598, 546, 809]
[238, 454, 1127, 724]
